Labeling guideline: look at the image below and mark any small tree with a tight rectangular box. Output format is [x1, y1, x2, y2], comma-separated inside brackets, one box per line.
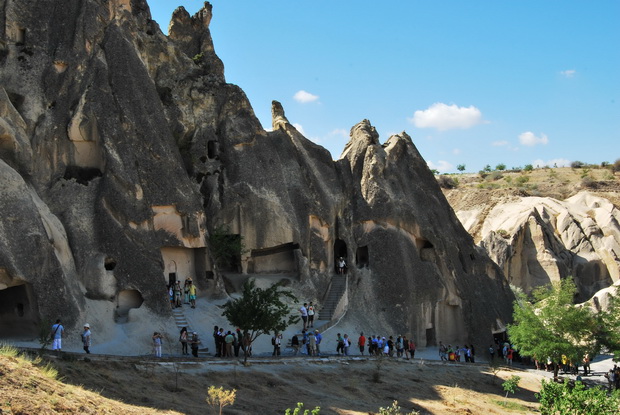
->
[222, 279, 299, 364]
[507, 279, 598, 380]
[483, 164, 492, 172]
[456, 164, 466, 172]
[502, 375, 520, 400]
[523, 164, 533, 172]
[209, 224, 246, 271]
[495, 163, 506, 171]
[206, 386, 236, 415]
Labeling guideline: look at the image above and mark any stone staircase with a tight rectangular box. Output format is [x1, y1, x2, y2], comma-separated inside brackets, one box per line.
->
[171, 307, 209, 356]
[318, 276, 347, 321]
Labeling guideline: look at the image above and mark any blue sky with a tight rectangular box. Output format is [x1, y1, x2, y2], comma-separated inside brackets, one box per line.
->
[149, 1, 619, 173]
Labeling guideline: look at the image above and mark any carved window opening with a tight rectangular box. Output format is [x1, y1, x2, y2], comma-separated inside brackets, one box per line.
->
[248, 243, 299, 274]
[104, 257, 116, 271]
[17, 28, 26, 45]
[207, 140, 217, 159]
[356, 246, 369, 268]
[168, 272, 177, 287]
[425, 327, 436, 347]
[63, 166, 103, 185]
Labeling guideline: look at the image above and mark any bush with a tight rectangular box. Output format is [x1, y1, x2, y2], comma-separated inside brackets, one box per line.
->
[537, 379, 620, 415]
[570, 160, 584, 169]
[437, 175, 458, 189]
[487, 171, 503, 181]
[495, 163, 506, 171]
[515, 176, 530, 185]
[457, 164, 466, 172]
[613, 159, 620, 173]
[581, 177, 598, 189]
[524, 164, 533, 172]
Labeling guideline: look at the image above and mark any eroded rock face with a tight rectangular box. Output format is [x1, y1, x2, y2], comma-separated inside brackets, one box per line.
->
[0, 0, 513, 346]
[453, 191, 620, 301]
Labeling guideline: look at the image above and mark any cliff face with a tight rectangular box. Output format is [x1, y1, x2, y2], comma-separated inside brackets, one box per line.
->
[447, 188, 620, 302]
[0, 0, 513, 346]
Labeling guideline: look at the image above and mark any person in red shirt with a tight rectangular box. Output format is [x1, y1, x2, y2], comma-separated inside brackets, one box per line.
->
[358, 332, 366, 355]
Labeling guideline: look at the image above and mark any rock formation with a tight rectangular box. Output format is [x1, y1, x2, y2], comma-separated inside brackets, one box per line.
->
[447, 189, 620, 302]
[0, 0, 514, 347]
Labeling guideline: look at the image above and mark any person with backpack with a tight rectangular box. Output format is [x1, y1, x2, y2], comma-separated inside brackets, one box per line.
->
[50, 319, 64, 351]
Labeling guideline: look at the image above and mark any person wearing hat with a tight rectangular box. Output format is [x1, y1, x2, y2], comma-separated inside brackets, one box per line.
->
[81, 324, 91, 354]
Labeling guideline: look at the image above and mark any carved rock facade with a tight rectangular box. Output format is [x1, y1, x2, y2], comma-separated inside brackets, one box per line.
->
[0, 0, 513, 346]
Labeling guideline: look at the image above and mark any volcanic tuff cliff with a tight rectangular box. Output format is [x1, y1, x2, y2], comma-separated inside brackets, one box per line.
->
[0, 0, 514, 346]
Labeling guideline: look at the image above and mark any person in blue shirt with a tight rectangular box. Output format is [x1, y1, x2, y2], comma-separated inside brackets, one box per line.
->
[51, 319, 64, 351]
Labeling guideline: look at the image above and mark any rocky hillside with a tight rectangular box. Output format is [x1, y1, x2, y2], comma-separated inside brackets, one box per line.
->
[0, 0, 513, 349]
[443, 167, 620, 302]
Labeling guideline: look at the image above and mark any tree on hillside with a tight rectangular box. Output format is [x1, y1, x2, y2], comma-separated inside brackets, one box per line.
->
[457, 164, 466, 172]
[507, 279, 599, 380]
[495, 163, 506, 171]
[222, 279, 299, 363]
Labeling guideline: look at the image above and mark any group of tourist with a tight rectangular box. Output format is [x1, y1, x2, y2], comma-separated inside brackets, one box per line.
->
[49, 319, 91, 354]
[167, 278, 197, 309]
[438, 341, 476, 363]
[298, 302, 316, 330]
[212, 326, 252, 358]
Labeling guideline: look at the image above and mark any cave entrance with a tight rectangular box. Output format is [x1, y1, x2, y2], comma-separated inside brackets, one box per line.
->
[0, 283, 39, 338]
[355, 246, 369, 268]
[115, 290, 144, 323]
[333, 239, 348, 274]
[425, 327, 436, 347]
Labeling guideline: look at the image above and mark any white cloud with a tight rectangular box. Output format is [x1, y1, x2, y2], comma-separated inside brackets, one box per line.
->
[532, 158, 570, 168]
[560, 69, 576, 78]
[492, 140, 509, 147]
[519, 131, 549, 146]
[427, 160, 454, 173]
[293, 90, 319, 103]
[409, 103, 484, 131]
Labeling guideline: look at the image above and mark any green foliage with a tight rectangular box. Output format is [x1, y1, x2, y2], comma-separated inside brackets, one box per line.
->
[457, 164, 466, 172]
[515, 175, 530, 185]
[496, 229, 510, 239]
[206, 385, 236, 415]
[222, 279, 299, 362]
[595, 293, 620, 359]
[537, 379, 620, 415]
[192, 52, 204, 64]
[495, 163, 506, 171]
[524, 164, 534, 172]
[504, 176, 513, 184]
[430, 169, 440, 175]
[378, 400, 420, 415]
[483, 164, 492, 172]
[487, 170, 503, 181]
[0, 343, 19, 357]
[437, 175, 458, 189]
[507, 280, 599, 378]
[209, 225, 246, 270]
[284, 403, 321, 415]
[570, 160, 584, 169]
[502, 375, 521, 398]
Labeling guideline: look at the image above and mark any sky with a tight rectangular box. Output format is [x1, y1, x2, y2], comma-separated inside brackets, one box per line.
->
[149, 1, 619, 173]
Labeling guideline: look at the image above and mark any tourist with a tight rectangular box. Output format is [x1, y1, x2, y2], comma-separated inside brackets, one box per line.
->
[50, 319, 64, 351]
[243, 331, 252, 357]
[272, 333, 282, 356]
[439, 341, 447, 361]
[299, 303, 308, 330]
[409, 338, 416, 359]
[307, 302, 315, 328]
[396, 335, 404, 358]
[488, 345, 495, 360]
[183, 278, 190, 304]
[174, 281, 182, 308]
[291, 334, 300, 355]
[180, 327, 189, 355]
[358, 332, 366, 355]
[234, 328, 242, 357]
[213, 326, 221, 357]
[152, 332, 163, 357]
[81, 323, 91, 354]
[583, 353, 591, 376]
[191, 332, 200, 357]
[469, 344, 475, 363]
[188, 279, 197, 308]
[224, 331, 234, 357]
[336, 333, 344, 355]
[314, 329, 322, 355]
[343, 334, 350, 356]
[308, 331, 317, 356]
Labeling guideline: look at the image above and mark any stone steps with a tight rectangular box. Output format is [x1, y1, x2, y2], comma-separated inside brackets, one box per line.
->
[318, 277, 347, 321]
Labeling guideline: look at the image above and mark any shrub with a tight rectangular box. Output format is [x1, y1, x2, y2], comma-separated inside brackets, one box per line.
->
[613, 159, 620, 173]
[497, 229, 510, 239]
[437, 175, 458, 189]
[457, 164, 466, 172]
[524, 164, 533, 172]
[515, 176, 530, 185]
[570, 160, 584, 169]
[284, 403, 321, 415]
[483, 164, 492, 172]
[487, 171, 503, 181]
[537, 379, 620, 415]
[378, 401, 420, 415]
[495, 163, 506, 171]
[478, 171, 489, 179]
[206, 386, 236, 415]
[581, 177, 597, 189]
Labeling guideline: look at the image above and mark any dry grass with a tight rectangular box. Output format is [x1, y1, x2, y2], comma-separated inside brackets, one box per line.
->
[1, 348, 547, 415]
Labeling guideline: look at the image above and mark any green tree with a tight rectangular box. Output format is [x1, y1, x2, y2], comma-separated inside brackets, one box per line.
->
[222, 279, 299, 364]
[483, 164, 492, 172]
[502, 375, 520, 399]
[507, 279, 598, 380]
[284, 403, 321, 415]
[209, 224, 246, 271]
[206, 386, 236, 415]
[495, 163, 506, 171]
[537, 379, 620, 415]
[524, 164, 533, 172]
[456, 164, 466, 172]
[595, 292, 620, 361]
